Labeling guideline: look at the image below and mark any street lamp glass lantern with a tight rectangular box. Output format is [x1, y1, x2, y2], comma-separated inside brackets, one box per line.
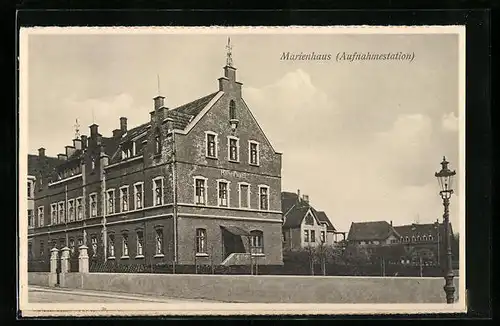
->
[435, 156, 456, 196]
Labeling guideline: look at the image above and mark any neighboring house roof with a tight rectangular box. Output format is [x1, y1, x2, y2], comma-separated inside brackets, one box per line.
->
[281, 191, 337, 231]
[347, 221, 400, 241]
[394, 222, 454, 239]
[314, 210, 336, 232]
[27, 154, 61, 177]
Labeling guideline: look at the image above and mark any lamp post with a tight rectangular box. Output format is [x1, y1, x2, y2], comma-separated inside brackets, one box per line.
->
[434, 156, 456, 304]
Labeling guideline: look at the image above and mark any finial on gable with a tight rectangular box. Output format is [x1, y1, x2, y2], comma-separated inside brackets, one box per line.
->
[226, 37, 233, 67]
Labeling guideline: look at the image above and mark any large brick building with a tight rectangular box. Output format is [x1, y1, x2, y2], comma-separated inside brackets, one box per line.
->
[27, 53, 284, 267]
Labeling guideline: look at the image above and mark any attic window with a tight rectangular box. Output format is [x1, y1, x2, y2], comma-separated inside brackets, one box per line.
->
[305, 214, 314, 225]
[154, 130, 161, 154]
[229, 100, 237, 120]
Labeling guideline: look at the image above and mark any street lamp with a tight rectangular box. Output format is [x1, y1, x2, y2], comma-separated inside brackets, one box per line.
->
[434, 156, 456, 304]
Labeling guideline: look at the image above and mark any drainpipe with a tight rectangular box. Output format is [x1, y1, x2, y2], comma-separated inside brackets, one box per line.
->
[65, 185, 68, 246]
[101, 160, 107, 262]
[168, 121, 179, 266]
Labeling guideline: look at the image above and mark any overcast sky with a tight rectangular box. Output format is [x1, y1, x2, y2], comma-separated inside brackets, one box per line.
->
[25, 29, 462, 233]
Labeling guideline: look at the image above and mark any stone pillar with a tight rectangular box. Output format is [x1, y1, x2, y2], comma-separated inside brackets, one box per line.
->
[61, 247, 70, 273]
[79, 245, 89, 273]
[48, 247, 59, 287]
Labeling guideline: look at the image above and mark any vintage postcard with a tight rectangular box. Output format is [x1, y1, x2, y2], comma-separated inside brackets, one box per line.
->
[18, 26, 466, 316]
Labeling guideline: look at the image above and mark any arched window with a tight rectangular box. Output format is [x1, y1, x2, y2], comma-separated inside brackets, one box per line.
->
[405, 236, 410, 243]
[429, 235, 434, 241]
[305, 213, 314, 225]
[250, 230, 264, 254]
[422, 235, 427, 241]
[229, 100, 237, 120]
[411, 236, 416, 242]
[416, 236, 421, 242]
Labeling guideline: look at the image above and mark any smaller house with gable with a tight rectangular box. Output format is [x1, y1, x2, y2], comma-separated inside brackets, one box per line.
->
[281, 190, 345, 250]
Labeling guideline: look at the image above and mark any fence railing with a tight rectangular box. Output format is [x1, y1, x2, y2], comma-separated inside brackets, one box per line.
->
[87, 259, 458, 277]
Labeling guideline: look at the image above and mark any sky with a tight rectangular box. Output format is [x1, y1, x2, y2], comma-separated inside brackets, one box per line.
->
[24, 29, 462, 233]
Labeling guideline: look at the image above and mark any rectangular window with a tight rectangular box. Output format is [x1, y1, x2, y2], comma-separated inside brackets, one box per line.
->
[228, 137, 239, 162]
[121, 234, 129, 257]
[217, 181, 228, 207]
[136, 231, 144, 256]
[76, 197, 83, 220]
[67, 199, 75, 222]
[37, 206, 44, 227]
[27, 181, 32, 198]
[304, 230, 309, 243]
[69, 238, 75, 255]
[134, 183, 144, 209]
[153, 178, 164, 206]
[195, 178, 206, 205]
[250, 231, 264, 254]
[120, 186, 129, 212]
[155, 229, 163, 255]
[39, 241, 44, 257]
[28, 209, 34, 228]
[239, 184, 249, 208]
[58, 202, 65, 224]
[206, 132, 217, 158]
[106, 189, 115, 214]
[50, 204, 57, 225]
[196, 228, 207, 254]
[249, 141, 259, 165]
[91, 236, 98, 257]
[320, 231, 326, 243]
[89, 193, 97, 217]
[108, 234, 115, 258]
[259, 186, 269, 210]
[311, 230, 316, 243]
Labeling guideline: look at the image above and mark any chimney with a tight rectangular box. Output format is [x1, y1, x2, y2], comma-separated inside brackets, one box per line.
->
[390, 220, 393, 226]
[38, 148, 45, 157]
[302, 194, 309, 204]
[57, 154, 67, 161]
[297, 189, 301, 202]
[154, 95, 165, 110]
[73, 138, 82, 150]
[65, 145, 76, 157]
[112, 129, 121, 138]
[120, 117, 127, 133]
[81, 135, 88, 149]
[89, 124, 99, 138]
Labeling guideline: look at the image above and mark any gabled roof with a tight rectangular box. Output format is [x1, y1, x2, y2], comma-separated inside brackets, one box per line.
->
[171, 91, 219, 118]
[281, 191, 337, 231]
[347, 221, 399, 241]
[314, 210, 336, 232]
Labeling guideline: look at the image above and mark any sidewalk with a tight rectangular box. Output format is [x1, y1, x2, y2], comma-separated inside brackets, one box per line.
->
[29, 285, 223, 303]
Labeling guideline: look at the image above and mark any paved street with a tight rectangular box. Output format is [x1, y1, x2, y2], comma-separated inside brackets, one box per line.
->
[28, 286, 218, 303]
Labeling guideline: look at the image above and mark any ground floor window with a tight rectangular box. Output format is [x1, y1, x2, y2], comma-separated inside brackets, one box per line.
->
[155, 229, 163, 255]
[108, 234, 115, 258]
[250, 230, 264, 254]
[136, 230, 144, 256]
[196, 228, 207, 254]
[91, 235, 98, 257]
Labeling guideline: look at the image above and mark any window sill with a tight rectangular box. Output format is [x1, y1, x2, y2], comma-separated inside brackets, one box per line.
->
[249, 163, 260, 167]
[228, 160, 240, 164]
[135, 255, 145, 259]
[206, 156, 218, 160]
[195, 253, 209, 257]
[251, 253, 265, 257]
[195, 202, 207, 206]
[120, 256, 130, 260]
[108, 257, 116, 260]
[154, 254, 164, 258]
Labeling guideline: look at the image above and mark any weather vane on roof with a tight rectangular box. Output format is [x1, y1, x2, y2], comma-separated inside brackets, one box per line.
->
[226, 37, 233, 67]
[74, 118, 80, 139]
